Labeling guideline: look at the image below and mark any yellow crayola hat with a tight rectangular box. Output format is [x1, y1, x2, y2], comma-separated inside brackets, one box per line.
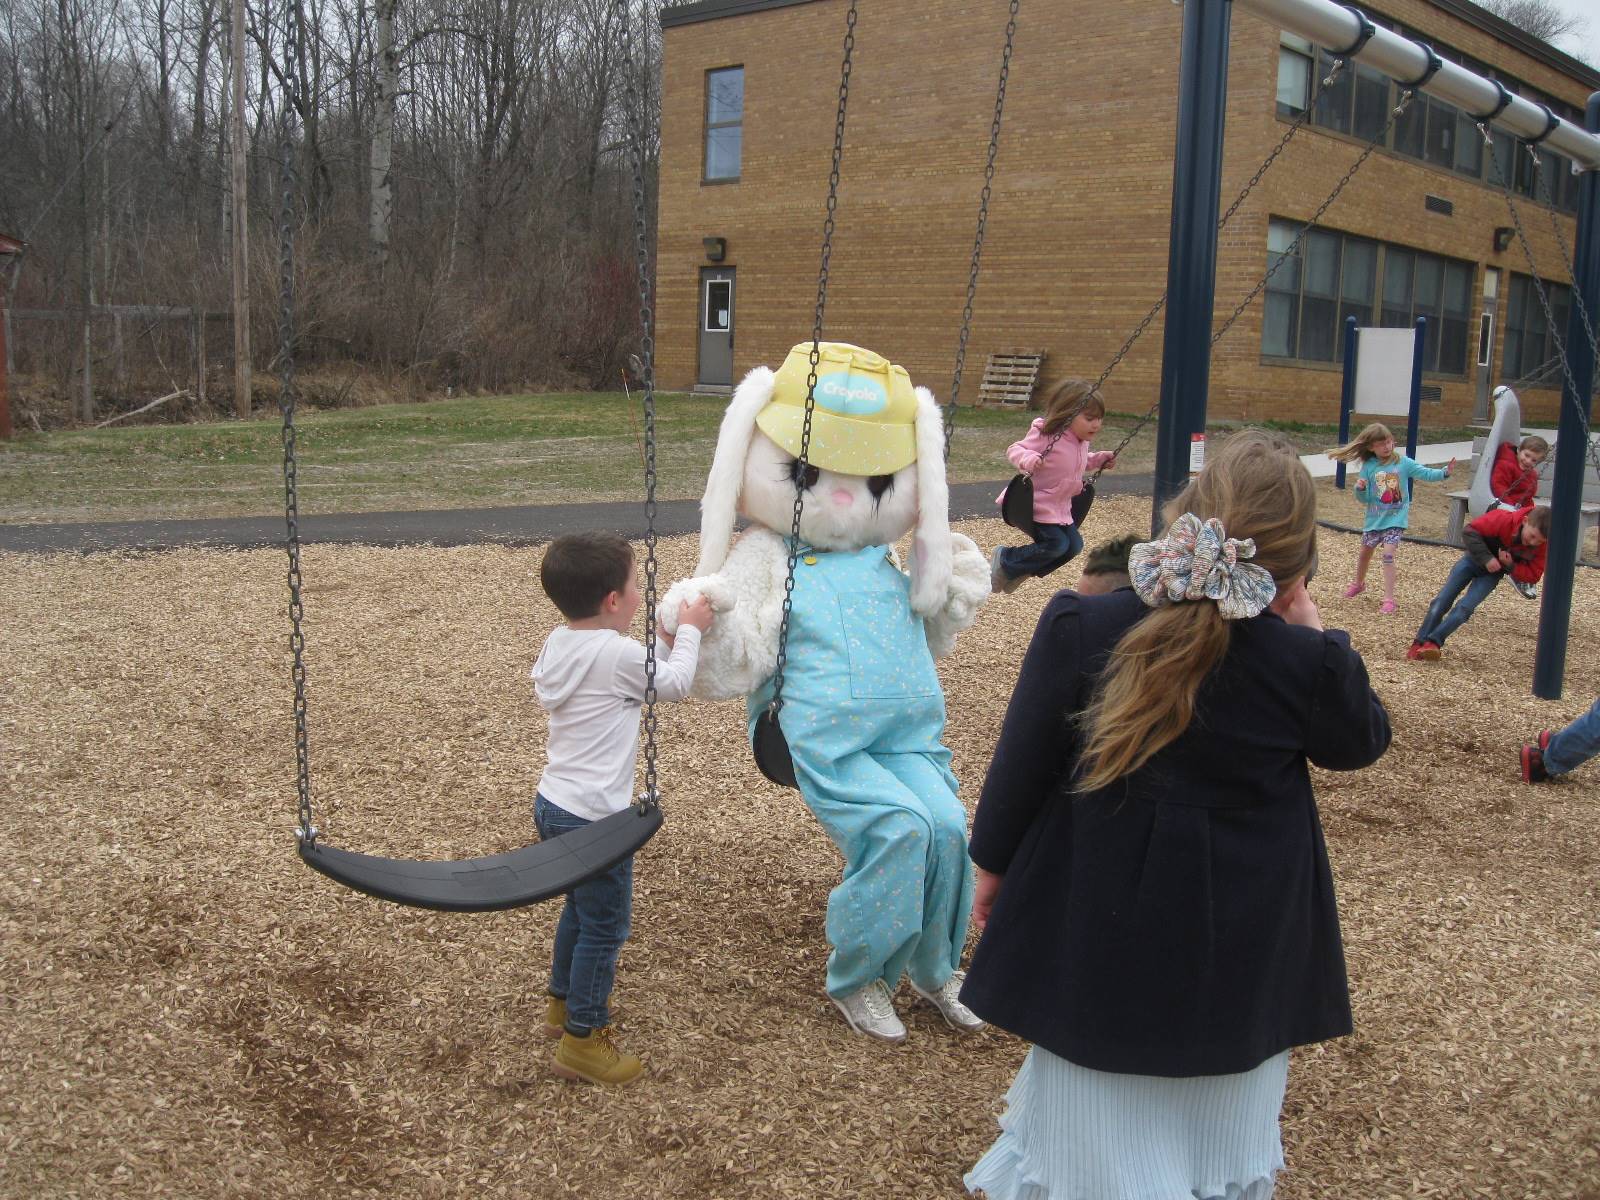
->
[756, 342, 920, 476]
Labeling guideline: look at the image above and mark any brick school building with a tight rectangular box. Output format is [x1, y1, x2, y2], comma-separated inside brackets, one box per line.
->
[653, 0, 1597, 425]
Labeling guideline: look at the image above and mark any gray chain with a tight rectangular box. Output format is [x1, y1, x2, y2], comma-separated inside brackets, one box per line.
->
[946, 0, 1020, 455]
[769, 0, 856, 722]
[1527, 144, 1600, 364]
[1484, 127, 1600, 478]
[277, 0, 315, 846]
[1076, 63, 1357, 484]
[617, 0, 662, 811]
[1209, 91, 1411, 350]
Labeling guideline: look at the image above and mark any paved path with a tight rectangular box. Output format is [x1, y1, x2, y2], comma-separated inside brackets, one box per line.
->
[0, 475, 1157, 554]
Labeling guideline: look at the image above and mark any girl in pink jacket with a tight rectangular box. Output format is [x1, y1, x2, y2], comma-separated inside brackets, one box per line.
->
[991, 379, 1117, 593]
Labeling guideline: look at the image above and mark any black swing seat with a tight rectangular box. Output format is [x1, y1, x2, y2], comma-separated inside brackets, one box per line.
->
[298, 804, 663, 913]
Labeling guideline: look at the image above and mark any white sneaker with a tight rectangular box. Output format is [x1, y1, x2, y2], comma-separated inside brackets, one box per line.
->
[989, 548, 1024, 595]
[910, 970, 986, 1033]
[1512, 578, 1538, 600]
[829, 980, 906, 1043]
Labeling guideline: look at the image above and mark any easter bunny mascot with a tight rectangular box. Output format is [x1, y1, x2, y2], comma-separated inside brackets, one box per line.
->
[661, 342, 991, 1043]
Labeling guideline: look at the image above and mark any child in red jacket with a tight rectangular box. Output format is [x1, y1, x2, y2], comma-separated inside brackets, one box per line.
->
[1408, 505, 1550, 661]
[1490, 435, 1549, 510]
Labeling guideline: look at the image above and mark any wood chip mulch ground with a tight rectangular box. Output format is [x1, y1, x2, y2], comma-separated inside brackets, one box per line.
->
[3, 496, 1597, 1198]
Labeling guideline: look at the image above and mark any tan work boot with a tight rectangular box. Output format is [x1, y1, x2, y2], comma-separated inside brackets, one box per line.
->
[544, 995, 567, 1040]
[553, 1026, 644, 1085]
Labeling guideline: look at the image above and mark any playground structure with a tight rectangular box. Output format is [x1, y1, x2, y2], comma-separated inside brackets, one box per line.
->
[1157, 0, 1599, 700]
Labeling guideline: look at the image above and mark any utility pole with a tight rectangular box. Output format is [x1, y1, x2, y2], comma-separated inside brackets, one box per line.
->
[230, 0, 251, 417]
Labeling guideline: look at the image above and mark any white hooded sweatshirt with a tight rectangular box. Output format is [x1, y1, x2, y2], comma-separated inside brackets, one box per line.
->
[532, 625, 702, 821]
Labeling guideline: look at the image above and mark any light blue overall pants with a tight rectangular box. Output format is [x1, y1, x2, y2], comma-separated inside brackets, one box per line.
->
[749, 543, 974, 999]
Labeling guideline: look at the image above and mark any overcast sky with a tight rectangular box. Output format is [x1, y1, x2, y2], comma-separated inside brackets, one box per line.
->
[1540, 0, 1597, 70]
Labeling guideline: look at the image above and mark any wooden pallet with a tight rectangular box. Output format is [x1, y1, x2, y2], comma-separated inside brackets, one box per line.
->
[977, 351, 1045, 408]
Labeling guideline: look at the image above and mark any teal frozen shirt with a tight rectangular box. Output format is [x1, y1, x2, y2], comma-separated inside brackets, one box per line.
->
[1354, 454, 1448, 532]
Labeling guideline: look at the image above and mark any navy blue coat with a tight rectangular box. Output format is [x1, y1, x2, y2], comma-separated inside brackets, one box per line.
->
[961, 588, 1391, 1077]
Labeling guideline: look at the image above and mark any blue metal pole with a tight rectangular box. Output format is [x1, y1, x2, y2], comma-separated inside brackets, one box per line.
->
[1336, 316, 1357, 490]
[1533, 92, 1600, 700]
[1406, 317, 1426, 498]
[1152, 0, 1232, 533]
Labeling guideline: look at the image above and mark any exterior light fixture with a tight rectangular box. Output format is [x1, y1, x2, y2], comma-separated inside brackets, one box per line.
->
[1492, 226, 1515, 253]
[702, 236, 727, 262]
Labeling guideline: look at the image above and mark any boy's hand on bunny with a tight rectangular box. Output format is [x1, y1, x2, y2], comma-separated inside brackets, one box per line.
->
[678, 594, 714, 632]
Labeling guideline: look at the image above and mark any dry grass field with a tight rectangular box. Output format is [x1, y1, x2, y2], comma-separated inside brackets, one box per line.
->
[3, 497, 1597, 1198]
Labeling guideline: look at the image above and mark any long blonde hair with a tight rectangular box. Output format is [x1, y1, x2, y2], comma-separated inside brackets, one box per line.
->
[1075, 429, 1318, 794]
[1326, 422, 1394, 464]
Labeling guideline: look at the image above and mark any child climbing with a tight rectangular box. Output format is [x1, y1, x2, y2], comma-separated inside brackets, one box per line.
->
[1326, 422, 1453, 614]
[991, 379, 1116, 594]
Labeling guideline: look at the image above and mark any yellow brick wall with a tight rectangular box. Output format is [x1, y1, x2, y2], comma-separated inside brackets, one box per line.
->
[658, 0, 1592, 427]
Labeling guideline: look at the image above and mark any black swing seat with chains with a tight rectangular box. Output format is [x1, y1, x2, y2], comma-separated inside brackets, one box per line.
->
[297, 804, 663, 913]
[274, 0, 668, 911]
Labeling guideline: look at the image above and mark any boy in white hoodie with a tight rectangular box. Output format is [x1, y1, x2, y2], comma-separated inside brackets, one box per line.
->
[532, 531, 712, 1085]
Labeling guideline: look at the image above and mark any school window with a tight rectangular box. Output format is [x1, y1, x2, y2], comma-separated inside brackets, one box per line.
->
[1262, 219, 1471, 375]
[1502, 274, 1574, 388]
[1275, 35, 1313, 116]
[704, 66, 744, 182]
[1287, 28, 1577, 215]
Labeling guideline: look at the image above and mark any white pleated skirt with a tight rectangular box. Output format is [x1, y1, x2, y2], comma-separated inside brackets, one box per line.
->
[965, 1046, 1290, 1200]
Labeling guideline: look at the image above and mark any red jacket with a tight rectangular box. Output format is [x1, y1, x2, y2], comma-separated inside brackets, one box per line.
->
[1490, 442, 1540, 507]
[1464, 505, 1546, 584]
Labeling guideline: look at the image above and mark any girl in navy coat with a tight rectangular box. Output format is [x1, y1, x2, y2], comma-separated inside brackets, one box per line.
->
[962, 429, 1391, 1200]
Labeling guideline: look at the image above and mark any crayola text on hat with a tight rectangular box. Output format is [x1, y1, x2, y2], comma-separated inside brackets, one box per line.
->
[757, 342, 921, 477]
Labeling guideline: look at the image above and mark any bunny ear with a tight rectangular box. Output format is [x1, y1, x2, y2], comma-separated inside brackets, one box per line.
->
[696, 365, 775, 575]
[909, 386, 953, 615]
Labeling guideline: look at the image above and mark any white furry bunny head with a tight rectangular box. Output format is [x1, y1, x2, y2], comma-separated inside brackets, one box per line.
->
[695, 345, 954, 615]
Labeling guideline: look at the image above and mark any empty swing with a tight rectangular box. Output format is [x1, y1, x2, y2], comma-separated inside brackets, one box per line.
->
[277, 0, 666, 911]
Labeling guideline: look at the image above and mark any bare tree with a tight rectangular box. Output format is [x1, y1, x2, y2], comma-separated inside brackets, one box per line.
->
[1479, 0, 1591, 58]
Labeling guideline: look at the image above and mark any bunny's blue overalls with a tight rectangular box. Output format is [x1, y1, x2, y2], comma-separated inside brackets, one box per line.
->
[748, 543, 974, 999]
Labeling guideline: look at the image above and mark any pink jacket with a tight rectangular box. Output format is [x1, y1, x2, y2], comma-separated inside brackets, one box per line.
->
[995, 419, 1114, 527]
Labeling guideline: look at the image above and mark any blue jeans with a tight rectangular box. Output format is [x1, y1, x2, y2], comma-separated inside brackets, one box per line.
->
[999, 522, 1084, 580]
[1415, 554, 1502, 647]
[534, 794, 633, 1031]
[1546, 695, 1600, 777]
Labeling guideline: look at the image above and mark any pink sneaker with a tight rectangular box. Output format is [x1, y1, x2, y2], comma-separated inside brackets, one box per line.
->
[1342, 582, 1365, 598]
[1380, 598, 1398, 614]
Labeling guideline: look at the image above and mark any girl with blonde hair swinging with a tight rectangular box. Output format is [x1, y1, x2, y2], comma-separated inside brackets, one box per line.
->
[960, 429, 1392, 1200]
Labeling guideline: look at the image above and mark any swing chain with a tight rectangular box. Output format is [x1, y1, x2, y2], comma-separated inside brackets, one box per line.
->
[1210, 90, 1412, 352]
[277, 0, 315, 847]
[1484, 131, 1600, 476]
[1077, 64, 1359, 484]
[770, 0, 857, 722]
[1526, 144, 1600, 364]
[946, 0, 1020, 452]
[1215, 59, 1346, 235]
[617, 0, 662, 810]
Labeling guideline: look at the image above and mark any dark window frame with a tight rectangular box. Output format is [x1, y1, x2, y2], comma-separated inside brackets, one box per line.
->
[1502, 274, 1574, 389]
[1261, 218, 1475, 378]
[703, 65, 745, 184]
[1278, 24, 1579, 216]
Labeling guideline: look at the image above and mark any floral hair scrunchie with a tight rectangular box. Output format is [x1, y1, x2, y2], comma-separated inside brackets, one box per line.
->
[1128, 513, 1277, 620]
